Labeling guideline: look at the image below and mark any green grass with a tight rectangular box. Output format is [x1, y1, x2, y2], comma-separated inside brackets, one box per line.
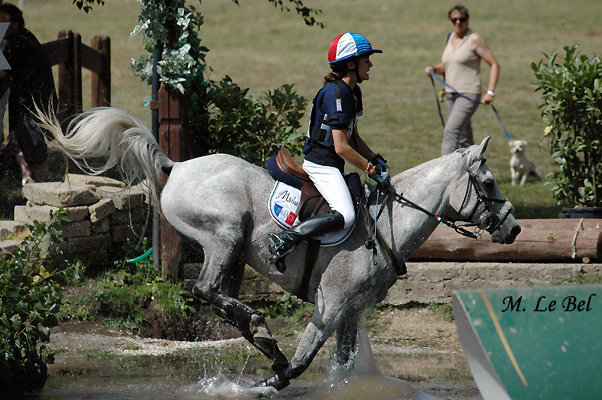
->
[3, 0, 602, 219]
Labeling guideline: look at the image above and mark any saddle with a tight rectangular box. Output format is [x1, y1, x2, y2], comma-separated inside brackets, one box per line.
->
[275, 148, 330, 220]
[268, 147, 362, 221]
[266, 148, 364, 300]
[265, 148, 404, 297]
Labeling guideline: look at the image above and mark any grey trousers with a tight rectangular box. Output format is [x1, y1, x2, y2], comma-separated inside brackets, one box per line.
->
[442, 92, 481, 156]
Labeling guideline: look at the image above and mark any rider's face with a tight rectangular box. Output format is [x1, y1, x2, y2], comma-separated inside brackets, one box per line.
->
[355, 56, 373, 81]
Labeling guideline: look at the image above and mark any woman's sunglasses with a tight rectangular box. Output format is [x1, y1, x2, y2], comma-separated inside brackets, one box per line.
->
[450, 17, 467, 23]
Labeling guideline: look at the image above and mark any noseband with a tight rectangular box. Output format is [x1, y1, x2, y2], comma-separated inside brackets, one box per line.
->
[456, 174, 514, 236]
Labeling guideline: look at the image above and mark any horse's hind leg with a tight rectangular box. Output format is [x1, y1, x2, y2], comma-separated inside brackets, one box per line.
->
[192, 250, 289, 373]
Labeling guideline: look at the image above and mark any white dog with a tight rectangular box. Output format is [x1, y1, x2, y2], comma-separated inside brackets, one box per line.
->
[509, 139, 542, 186]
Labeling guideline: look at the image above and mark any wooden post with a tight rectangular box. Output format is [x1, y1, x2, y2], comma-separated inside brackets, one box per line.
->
[158, 85, 191, 280]
[73, 32, 82, 115]
[56, 30, 74, 120]
[55, 31, 82, 119]
[91, 36, 111, 107]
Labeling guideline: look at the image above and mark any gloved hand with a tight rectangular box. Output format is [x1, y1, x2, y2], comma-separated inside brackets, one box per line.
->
[368, 153, 390, 185]
[369, 163, 390, 185]
[370, 153, 390, 175]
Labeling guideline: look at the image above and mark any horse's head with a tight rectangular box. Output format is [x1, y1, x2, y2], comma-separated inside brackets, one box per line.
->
[450, 137, 521, 244]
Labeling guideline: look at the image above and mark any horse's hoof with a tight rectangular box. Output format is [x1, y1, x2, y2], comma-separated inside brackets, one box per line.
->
[252, 371, 290, 391]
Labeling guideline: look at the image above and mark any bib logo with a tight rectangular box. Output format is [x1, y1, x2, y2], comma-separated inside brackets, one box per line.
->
[277, 190, 299, 207]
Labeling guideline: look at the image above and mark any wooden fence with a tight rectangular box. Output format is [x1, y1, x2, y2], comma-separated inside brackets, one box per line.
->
[42, 30, 110, 121]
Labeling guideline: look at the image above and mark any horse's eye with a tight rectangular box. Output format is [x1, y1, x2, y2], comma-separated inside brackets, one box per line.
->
[483, 178, 494, 189]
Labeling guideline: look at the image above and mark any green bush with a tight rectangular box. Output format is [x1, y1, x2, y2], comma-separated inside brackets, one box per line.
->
[0, 209, 82, 393]
[190, 77, 307, 166]
[532, 45, 602, 207]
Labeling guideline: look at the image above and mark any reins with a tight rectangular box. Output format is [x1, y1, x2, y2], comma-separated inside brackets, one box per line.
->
[385, 187, 480, 240]
[428, 70, 512, 140]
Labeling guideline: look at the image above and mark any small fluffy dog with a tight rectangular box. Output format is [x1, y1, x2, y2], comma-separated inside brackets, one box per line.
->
[509, 139, 543, 186]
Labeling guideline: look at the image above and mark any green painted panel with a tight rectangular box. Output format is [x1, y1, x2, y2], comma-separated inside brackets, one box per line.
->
[454, 285, 602, 400]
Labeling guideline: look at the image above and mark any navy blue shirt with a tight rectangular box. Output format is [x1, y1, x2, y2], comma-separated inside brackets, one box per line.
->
[304, 81, 363, 172]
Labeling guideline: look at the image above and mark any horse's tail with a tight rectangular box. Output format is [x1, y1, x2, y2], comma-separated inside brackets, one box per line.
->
[36, 106, 174, 213]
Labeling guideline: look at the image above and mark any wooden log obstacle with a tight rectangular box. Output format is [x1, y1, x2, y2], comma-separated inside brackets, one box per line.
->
[412, 218, 602, 263]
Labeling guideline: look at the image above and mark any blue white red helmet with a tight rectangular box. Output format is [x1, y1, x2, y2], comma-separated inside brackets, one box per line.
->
[328, 32, 382, 64]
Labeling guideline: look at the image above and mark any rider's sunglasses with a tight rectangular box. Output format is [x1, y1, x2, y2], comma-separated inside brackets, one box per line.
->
[450, 17, 467, 23]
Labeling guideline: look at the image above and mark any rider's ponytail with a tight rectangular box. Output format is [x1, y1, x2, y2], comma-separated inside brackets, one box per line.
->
[324, 57, 356, 83]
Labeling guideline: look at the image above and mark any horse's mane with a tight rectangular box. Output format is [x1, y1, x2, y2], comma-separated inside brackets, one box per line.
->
[392, 144, 485, 185]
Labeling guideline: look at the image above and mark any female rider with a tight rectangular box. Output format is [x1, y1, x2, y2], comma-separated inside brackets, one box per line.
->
[268, 32, 389, 271]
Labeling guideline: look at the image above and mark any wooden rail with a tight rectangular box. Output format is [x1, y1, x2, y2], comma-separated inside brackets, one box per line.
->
[41, 30, 110, 122]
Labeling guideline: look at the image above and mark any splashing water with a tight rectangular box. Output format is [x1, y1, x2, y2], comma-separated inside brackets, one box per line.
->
[175, 373, 278, 399]
[305, 326, 438, 400]
[173, 324, 438, 400]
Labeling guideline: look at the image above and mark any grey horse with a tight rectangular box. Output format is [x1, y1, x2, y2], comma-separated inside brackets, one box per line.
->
[38, 107, 521, 391]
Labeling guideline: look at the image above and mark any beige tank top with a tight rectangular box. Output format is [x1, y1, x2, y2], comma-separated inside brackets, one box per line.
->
[441, 29, 481, 94]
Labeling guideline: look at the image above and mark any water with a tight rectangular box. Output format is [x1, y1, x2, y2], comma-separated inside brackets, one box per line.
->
[22, 329, 480, 400]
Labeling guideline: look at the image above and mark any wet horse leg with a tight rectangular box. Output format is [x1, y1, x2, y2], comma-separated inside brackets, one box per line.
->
[336, 313, 360, 366]
[192, 250, 288, 373]
[257, 298, 343, 390]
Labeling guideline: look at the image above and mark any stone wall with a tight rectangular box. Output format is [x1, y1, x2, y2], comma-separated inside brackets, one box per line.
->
[1, 174, 150, 267]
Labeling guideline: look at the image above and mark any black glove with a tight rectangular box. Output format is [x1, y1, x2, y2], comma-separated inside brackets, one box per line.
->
[370, 153, 388, 166]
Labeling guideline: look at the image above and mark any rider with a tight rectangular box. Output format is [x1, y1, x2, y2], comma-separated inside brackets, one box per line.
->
[268, 32, 390, 271]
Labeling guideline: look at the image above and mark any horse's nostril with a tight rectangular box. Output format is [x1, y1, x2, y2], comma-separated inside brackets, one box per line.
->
[511, 225, 521, 238]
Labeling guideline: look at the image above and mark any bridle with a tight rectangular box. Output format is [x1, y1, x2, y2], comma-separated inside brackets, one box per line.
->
[453, 173, 514, 237]
[368, 167, 514, 241]
[362, 164, 514, 276]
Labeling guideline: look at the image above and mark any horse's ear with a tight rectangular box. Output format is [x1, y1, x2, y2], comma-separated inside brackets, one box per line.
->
[476, 136, 491, 158]
[466, 136, 491, 173]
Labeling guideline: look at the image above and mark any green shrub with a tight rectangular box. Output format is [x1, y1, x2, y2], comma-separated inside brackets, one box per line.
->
[189, 76, 307, 166]
[0, 209, 82, 393]
[532, 45, 602, 207]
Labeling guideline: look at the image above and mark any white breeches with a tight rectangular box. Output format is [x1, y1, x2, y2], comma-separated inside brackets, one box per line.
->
[303, 160, 356, 229]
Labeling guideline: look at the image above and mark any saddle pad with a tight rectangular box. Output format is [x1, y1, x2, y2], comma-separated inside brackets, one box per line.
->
[268, 181, 357, 247]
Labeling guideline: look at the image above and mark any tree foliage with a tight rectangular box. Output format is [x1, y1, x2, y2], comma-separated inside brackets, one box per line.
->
[532, 45, 602, 207]
[189, 76, 307, 166]
[74, 0, 321, 165]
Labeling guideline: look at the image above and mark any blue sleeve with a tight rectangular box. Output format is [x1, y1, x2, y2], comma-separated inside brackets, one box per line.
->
[320, 83, 356, 129]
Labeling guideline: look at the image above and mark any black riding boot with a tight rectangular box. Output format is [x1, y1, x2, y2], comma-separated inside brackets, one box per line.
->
[268, 211, 345, 272]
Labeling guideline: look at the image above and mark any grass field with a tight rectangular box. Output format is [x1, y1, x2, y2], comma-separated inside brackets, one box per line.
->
[3, 0, 602, 219]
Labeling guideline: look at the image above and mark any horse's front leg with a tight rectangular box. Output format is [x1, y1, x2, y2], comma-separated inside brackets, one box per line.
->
[336, 313, 360, 366]
[255, 318, 335, 390]
[255, 292, 344, 390]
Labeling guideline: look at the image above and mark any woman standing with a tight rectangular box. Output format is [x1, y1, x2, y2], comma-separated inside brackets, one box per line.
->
[425, 4, 500, 155]
[268, 32, 389, 272]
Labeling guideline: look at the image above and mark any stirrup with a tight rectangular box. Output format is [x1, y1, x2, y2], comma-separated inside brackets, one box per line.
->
[267, 232, 296, 260]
